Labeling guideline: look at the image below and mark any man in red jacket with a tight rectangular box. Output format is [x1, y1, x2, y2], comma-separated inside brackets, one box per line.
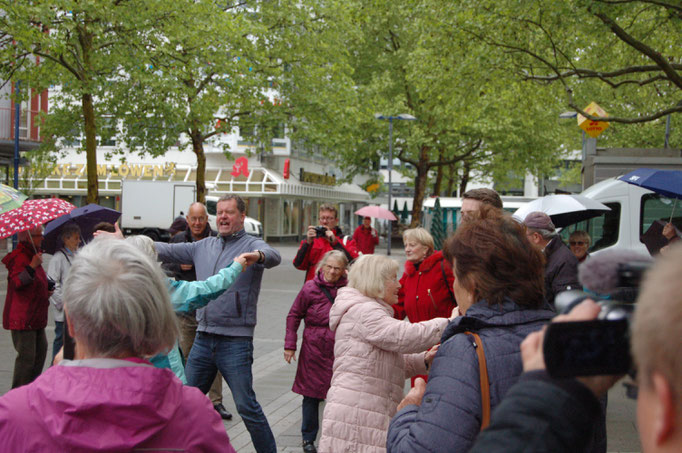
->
[294, 204, 359, 282]
[2, 226, 51, 388]
[353, 216, 379, 255]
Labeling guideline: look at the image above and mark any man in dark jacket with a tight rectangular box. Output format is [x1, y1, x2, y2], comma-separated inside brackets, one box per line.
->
[524, 211, 580, 307]
[155, 195, 281, 453]
[162, 202, 231, 420]
[2, 226, 51, 388]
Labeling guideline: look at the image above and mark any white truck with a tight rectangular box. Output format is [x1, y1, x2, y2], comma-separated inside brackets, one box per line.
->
[120, 180, 196, 241]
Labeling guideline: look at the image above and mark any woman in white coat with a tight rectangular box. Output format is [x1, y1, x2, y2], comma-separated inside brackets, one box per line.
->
[319, 254, 456, 453]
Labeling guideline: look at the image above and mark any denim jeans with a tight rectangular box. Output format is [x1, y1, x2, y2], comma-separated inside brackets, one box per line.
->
[301, 396, 323, 442]
[185, 332, 276, 453]
[52, 321, 64, 362]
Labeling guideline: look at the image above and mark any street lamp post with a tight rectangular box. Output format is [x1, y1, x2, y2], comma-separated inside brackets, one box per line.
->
[375, 113, 417, 255]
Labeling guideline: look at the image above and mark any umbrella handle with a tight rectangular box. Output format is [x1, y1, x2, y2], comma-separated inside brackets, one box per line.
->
[670, 198, 678, 224]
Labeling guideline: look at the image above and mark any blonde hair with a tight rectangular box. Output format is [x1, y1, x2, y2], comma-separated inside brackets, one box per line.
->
[316, 250, 349, 273]
[632, 243, 682, 405]
[347, 254, 399, 299]
[403, 227, 435, 253]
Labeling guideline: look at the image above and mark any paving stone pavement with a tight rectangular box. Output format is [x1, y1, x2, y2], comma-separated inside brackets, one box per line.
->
[0, 240, 641, 452]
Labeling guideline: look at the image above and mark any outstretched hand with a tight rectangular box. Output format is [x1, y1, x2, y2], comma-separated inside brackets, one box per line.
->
[235, 252, 259, 270]
[93, 222, 124, 240]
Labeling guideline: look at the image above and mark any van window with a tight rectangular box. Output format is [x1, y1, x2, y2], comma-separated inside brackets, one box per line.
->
[206, 200, 217, 216]
[588, 202, 621, 252]
[640, 194, 682, 236]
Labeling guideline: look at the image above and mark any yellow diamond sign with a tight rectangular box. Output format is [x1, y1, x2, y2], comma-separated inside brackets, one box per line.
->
[577, 102, 609, 138]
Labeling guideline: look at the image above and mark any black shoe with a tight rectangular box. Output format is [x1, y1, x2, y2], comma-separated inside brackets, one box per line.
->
[302, 440, 317, 453]
[214, 403, 233, 420]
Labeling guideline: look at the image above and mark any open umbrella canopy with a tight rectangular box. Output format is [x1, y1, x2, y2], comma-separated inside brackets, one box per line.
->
[619, 168, 682, 200]
[513, 194, 611, 228]
[43, 203, 121, 254]
[355, 205, 397, 221]
[0, 184, 28, 215]
[0, 198, 76, 240]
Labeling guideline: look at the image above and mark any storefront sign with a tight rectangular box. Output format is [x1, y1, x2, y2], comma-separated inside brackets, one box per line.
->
[231, 157, 250, 178]
[299, 169, 336, 186]
[48, 162, 177, 178]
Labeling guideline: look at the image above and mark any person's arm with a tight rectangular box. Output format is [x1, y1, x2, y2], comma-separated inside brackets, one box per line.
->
[250, 239, 281, 269]
[154, 240, 197, 265]
[468, 370, 601, 453]
[387, 336, 485, 453]
[8, 252, 40, 289]
[169, 260, 244, 313]
[284, 285, 312, 360]
[332, 237, 359, 262]
[357, 304, 448, 354]
[372, 228, 379, 246]
[293, 239, 313, 270]
[552, 259, 581, 295]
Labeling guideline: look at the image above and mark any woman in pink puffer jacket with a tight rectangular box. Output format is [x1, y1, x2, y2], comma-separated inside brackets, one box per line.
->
[319, 254, 455, 453]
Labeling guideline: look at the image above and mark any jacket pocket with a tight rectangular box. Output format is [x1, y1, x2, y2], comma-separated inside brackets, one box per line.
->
[222, 291, 243, 318]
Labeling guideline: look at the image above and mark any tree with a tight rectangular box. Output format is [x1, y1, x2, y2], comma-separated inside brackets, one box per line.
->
[0, 0, 172, 204]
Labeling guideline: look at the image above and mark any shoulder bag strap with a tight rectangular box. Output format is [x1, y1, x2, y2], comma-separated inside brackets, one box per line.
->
[440, 260, 456, 304]
[464, 331, 491, 430]
[318, 284, 335, 304]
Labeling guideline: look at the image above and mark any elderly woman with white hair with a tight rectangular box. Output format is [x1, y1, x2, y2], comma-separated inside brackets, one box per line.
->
[0, 238, 235, 451]
[318, 254, 456, 453]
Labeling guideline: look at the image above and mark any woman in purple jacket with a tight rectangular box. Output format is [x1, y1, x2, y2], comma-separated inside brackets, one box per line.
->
[284, 250, 349, 453]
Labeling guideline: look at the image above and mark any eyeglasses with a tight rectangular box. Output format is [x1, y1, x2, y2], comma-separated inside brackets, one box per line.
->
[569, 241, 587, 246]
[324, 264, 344, 272]
[188, 216, 207, 223]
[319, 216, 336, 221]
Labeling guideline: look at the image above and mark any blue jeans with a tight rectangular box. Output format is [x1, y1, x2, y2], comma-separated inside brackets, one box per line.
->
[185, 332, 276, 453]
[301, 396, 322, 442]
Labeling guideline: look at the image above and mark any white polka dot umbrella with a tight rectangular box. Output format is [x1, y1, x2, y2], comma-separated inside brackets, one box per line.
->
[0, 198, 76, 240]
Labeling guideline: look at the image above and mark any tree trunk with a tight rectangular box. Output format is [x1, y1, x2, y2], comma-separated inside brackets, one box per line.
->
[459, 160, 471, 196]
[433, 149, 444, 196]
[82, 92, 99, 204]
[191, 131, 206, 203]
[409, 147, 430, 227]
[446, 162, 457, 197]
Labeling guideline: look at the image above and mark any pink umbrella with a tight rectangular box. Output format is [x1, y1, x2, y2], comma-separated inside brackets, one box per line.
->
[355, 205, 397, 221]
[0, 198, 76, 240]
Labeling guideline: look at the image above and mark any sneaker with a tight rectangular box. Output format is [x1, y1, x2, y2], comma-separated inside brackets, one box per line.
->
[302, 440, 317, 453]
[213, 403, 233, 420]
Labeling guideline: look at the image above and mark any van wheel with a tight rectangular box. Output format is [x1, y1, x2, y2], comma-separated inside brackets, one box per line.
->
[143, 230, 160, 241]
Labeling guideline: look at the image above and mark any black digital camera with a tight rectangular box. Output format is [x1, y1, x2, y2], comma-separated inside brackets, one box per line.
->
[47, 276, 56, 292]
[314, 226, 328, 238]
[544, 261, 650, 378]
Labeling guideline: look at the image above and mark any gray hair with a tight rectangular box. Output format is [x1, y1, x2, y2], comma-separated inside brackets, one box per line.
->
[347, 254, 399, 299]
[218, 194, 246, 213]
[527, 227, 557, 240]
[125, 235, 157, 261]
[63, 237, 178, 358]
[316, 250, 349, 273]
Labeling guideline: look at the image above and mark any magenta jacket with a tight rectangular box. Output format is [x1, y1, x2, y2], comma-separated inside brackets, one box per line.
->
[285, 271, 347, 399]
[0, 358, 235, 452]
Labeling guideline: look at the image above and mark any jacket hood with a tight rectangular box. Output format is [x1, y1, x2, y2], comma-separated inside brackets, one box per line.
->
[404, 250, 445, 276]
[314, 270, 348, 289]
[2, 241, 34, 269]
[329, 286, 386, 331]
[441, 298, 555, 343]
[24, 359, 190, 450]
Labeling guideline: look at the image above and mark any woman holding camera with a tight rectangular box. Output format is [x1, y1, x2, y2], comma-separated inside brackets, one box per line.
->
[387, 207, 555, 453]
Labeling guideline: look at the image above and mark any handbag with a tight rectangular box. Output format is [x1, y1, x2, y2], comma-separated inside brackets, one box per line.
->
[464, 331, 491, 430]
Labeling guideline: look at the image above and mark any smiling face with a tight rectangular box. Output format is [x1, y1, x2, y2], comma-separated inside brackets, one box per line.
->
[216, 199, 245, 236]
[363, 217, 371, 227]
[187, 203, 209, 239]
[404, 239, 430, 263]
[569, 237, 589, 261]
[322, 257, 345, 283]
[382, 271, 401, 305]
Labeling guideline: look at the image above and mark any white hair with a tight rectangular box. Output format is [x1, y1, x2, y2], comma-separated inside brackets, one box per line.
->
[347, 254, 399, 299]
[63, 237, 178, 358]
[316, 250, 348, 273]
[125, 235, 157, 261]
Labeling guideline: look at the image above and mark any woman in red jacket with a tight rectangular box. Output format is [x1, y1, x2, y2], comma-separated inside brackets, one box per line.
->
[394, 228, 456, 384]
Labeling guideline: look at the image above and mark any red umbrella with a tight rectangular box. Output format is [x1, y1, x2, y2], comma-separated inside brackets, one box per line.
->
[355, 205, 398, 221]
[0, 198, 76, 240]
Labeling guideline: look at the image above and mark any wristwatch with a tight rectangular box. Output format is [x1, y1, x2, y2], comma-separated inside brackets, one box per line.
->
[254, 250, 265, 264]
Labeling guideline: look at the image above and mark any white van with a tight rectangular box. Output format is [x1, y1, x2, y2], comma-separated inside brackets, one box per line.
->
[205, 196, 263, 238]
[565, 177, 679, 256]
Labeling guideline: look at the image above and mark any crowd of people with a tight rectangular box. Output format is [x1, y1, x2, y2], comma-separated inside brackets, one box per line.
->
[0, 191, 680, 453]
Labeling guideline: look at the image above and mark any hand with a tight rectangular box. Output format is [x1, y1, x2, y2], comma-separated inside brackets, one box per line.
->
[93, 222, 124, 239]
[53, 346, 64, 366]
[30, 252, 43, 269]
[663, 222, 676, 240]
[306, 226, 316, 244]
[397, 377, 427, 411]
[235, 252, 259, 269]
[449, 306, 460, 320]
[425, 344, 440, 368]
[325, 228, 337, 244]
[180, 264, 193, 271]
[284, 349, 296, 363]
